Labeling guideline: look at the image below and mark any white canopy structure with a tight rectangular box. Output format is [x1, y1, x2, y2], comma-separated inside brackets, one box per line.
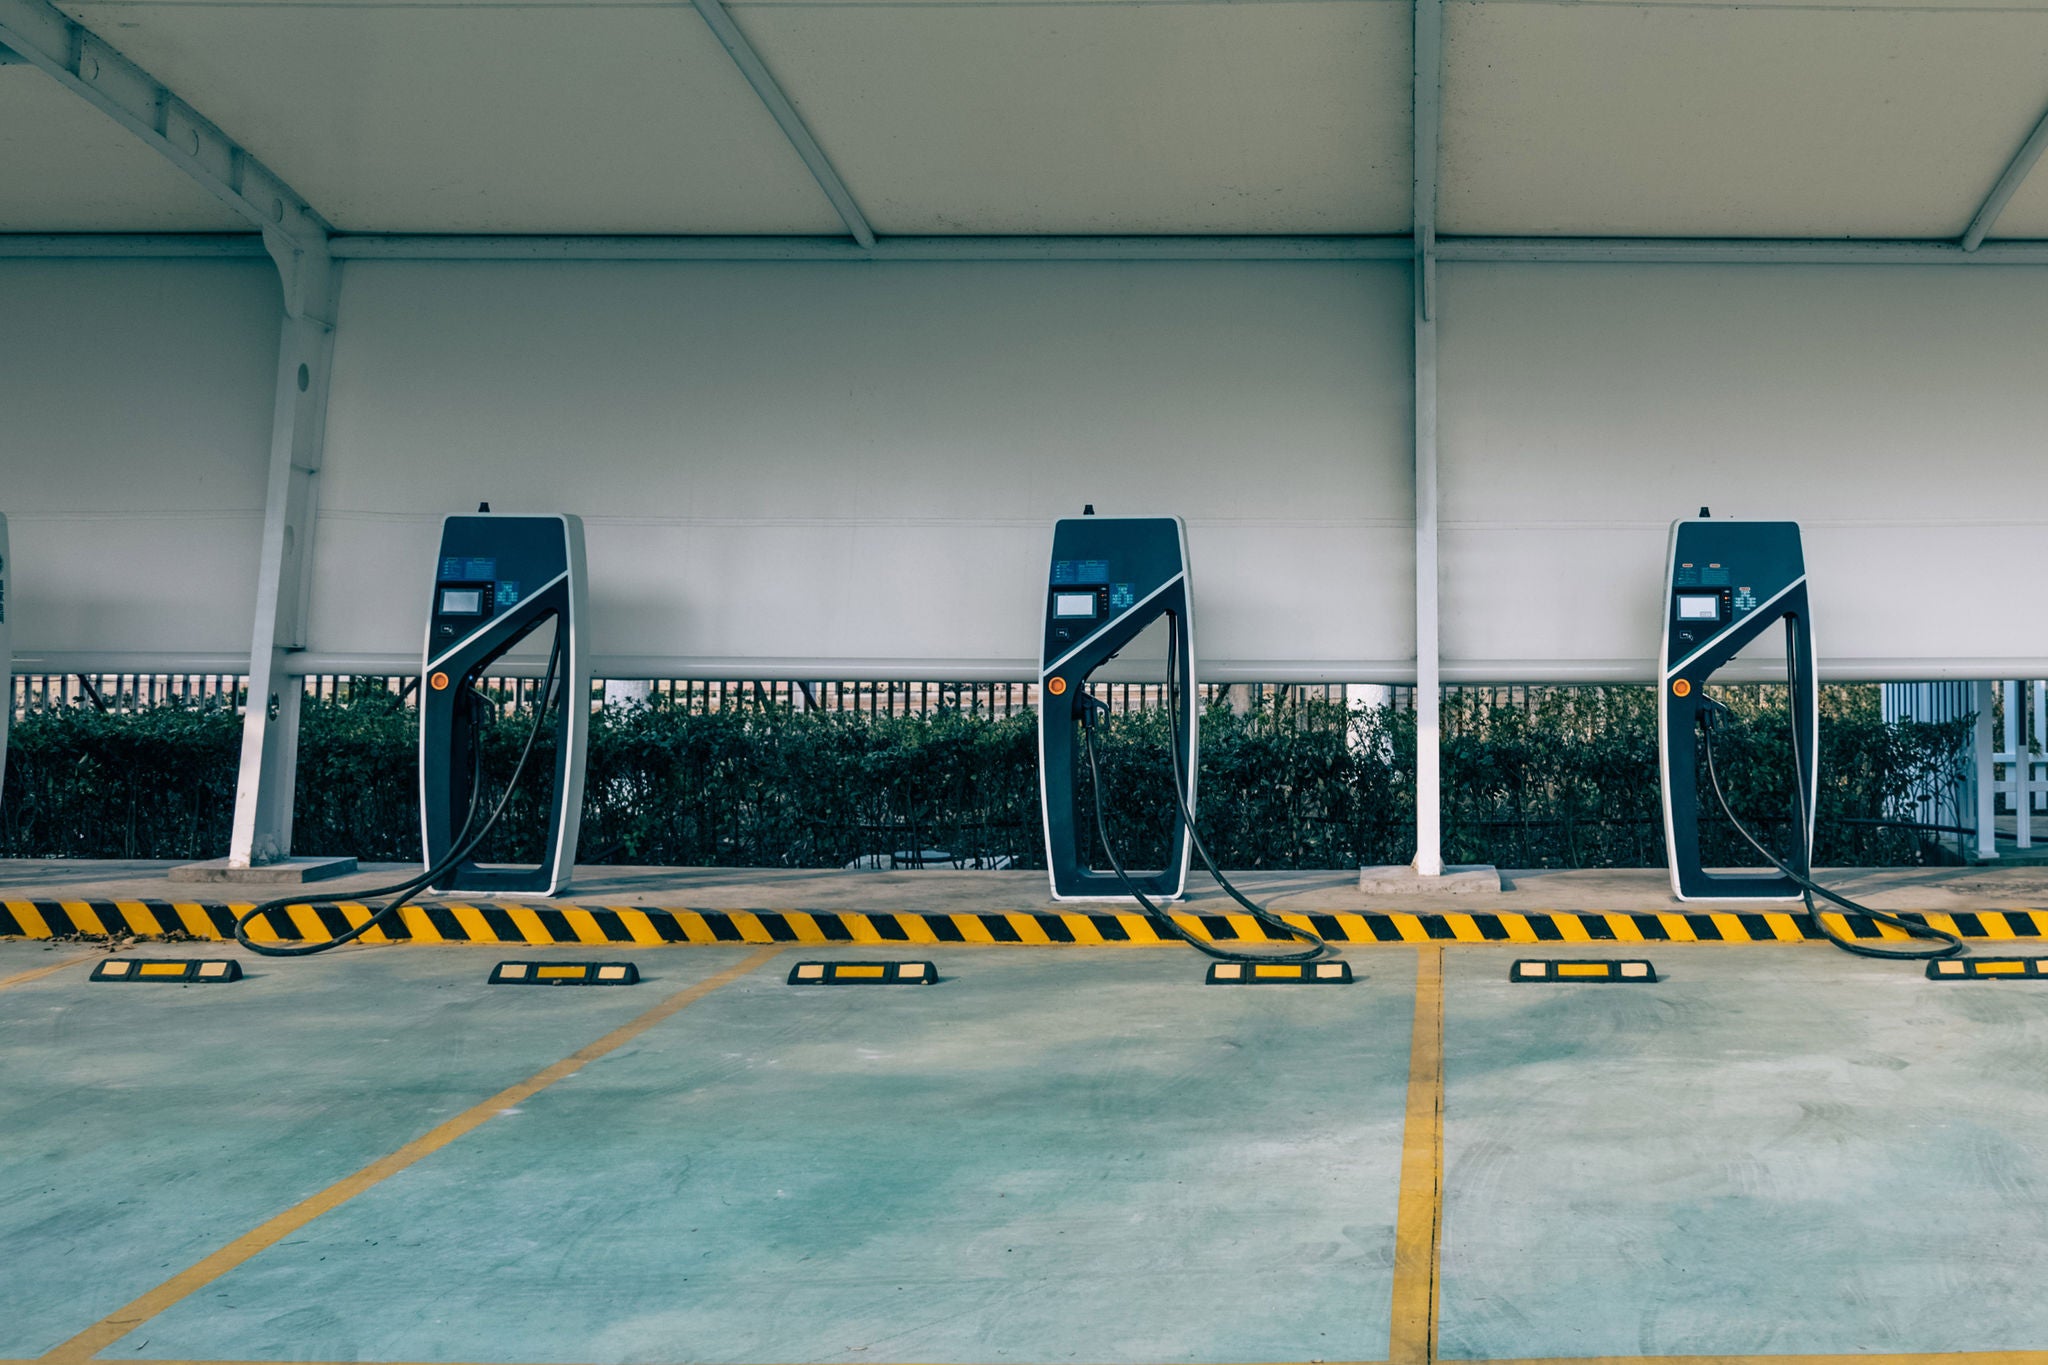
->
[4, 0, 2046, 869]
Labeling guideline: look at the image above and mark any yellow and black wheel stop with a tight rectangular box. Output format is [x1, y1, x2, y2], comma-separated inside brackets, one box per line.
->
[1927, 957, 2048, 980]
[490, 961, 639, 985]
[1205, 961, 1351, 984]
[1512, 958, 1657, 982]
[787, 960, 935, 984]
[91, 958, 243, 983]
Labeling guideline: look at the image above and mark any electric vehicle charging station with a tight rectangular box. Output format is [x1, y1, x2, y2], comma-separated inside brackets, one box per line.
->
[1035, 513, 1330, 964]
[420, 513, 590, 896]
[1659, 516, 1817, 902]
[1654, 514, 1961, 959]
[1038, 514, 1195, 901]
[236, 510, 593, 954]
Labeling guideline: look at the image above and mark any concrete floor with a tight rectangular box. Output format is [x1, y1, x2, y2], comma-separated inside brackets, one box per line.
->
[8, 858, 2048, 915]
[0, 939, 689, 1361]
[4, 937, 2048, 1363]
[1436, 947, 2048, 1359]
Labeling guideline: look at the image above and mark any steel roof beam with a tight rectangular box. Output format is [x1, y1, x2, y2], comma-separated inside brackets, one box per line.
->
[1441, 236, 2048, 266]
[690, 0, 874, 249]
[325, 234, 1410, 262]
[1412, 0, 1442, 320]
[16, 234, 2048, 265]
[0, 0, 327, 252]
[1961, 101, 2048, 251]
[1439, 236, 2048, 265]
[0, 233, 271, 257]
[328, 235, 2048, 266]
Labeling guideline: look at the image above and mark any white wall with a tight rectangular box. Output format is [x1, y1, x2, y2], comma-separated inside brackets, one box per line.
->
[309, 260, 1416, 680]
[8, 255, 2048, 685]
[1439, 263, 2048, 681]
[0, 259, 279, 670]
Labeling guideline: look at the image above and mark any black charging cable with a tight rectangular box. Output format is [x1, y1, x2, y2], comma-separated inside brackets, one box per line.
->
[1077, 628, 1333, 964]
[232, 634, 566, 957]
[1696, 693, 1963, 961]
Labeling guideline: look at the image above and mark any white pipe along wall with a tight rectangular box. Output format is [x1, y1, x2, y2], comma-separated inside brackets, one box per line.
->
[4, 256, 2047, 682]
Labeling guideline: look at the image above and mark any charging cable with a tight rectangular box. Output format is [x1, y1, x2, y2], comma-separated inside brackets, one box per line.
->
[233, 633, 566, 957]
[1696, 693, 1963, 961]
[1077, 624, 1334, 964]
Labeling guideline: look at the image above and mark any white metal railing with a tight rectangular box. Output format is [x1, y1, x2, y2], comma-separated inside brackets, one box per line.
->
[9, 672, 244, 714]
[1989, 679, 2047, 852]
[1881, 680, 2039, 863]
[11, 672, 1358, 723]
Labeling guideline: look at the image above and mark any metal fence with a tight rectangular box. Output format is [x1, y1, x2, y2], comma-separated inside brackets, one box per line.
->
[1991, 680, 2047, 850]
[1883, 679, 2045, 859]
[10, 674, 1367, 719]
[10, 673, 244, 714]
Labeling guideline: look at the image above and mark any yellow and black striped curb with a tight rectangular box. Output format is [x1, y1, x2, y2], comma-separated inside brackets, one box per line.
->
[5, 899, 2048, 947]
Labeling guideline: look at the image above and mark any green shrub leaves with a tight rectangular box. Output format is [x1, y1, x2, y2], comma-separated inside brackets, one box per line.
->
[0, 683, 1969, 869]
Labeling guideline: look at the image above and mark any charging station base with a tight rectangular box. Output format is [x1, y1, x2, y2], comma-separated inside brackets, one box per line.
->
[1358, 863, 1502, 895]
[170, 856, 359, 884]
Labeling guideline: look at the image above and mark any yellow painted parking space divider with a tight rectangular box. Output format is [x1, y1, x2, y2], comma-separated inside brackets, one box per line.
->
[0, 953, 95, 993]
[1388, 946, 1444, 1365]
[37, 944, 786, 1365]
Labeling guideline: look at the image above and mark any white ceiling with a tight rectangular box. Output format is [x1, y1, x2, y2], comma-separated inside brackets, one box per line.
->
[53, 1, 847, 233]
[3, 0, 2045, 239]
[1441, 2, 2048, 238]
[0, 62, 247, 230]
[739, 1, 1410, 234]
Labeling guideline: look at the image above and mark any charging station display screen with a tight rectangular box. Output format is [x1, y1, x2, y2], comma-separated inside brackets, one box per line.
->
[1053, 592, 1098, 620]
[1050, 559, 1110, 586]
[1675, 593, 1722, 622]
[440, 589, 484, 616]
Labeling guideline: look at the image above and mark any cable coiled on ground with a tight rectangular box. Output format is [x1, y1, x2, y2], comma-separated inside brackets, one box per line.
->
[1696, 694, 1962, 962]
[1079, 614, 1334, 965]
[232, 635, 565, 957]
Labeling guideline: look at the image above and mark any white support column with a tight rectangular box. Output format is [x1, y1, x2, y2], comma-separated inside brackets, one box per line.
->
[0, 0, 341, 867]
[1409, 0, 1444, 877]
[227, 233, 339, 866]
[1412, 287, 1442, 876]
[2019, 679, 2042, 848]
[2034, 681, 2046, 818]
[603, 680, 653, 710]
[2007, 679, 2031, 850]
[1975, 679, 1999, 862]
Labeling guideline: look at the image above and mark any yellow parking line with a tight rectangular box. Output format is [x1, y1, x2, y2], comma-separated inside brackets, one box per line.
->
[1388, 945, 1445, 1365]
[0, 954, 97, 993]
[36, 945, 787, 1365]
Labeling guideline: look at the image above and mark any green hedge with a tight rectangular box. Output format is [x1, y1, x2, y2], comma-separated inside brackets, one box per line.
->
[1435, 686, 1970, 869]
[0, 704, 242, 859]
[0, 683, 1970, 869]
